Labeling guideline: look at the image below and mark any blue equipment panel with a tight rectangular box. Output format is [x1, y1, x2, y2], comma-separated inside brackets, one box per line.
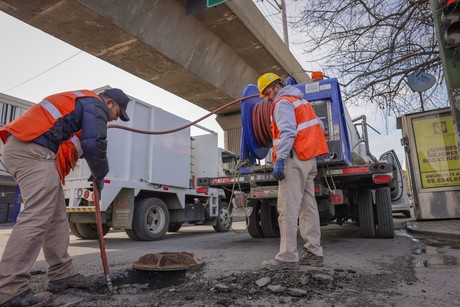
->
[293, 78, 352, 166]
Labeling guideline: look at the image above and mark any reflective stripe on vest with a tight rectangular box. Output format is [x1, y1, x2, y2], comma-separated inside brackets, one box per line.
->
[39, 100, 62, 120]
[39, 90, 86, 120]
[270, 99, 310, 122]
[272, 114, 322, 146]
[297, 117, 322, 131]
[71, 135, 83, 157]
[292, 99, 310, 108]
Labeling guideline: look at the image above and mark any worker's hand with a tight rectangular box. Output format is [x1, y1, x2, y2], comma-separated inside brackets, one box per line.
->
[88, 175, 104, 194]
[273, 159, 286, 181]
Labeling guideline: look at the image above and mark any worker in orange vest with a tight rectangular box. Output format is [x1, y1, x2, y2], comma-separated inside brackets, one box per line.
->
[257, 73, 328, 271]
[0, 88, 130, 306]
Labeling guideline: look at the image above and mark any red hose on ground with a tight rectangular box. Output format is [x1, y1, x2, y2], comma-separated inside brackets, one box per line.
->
[93, 179, 115, 295]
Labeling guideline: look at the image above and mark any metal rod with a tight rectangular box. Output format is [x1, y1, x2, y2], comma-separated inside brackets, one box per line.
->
[352, 115, 379, 163]
[93, 179, 115, 295]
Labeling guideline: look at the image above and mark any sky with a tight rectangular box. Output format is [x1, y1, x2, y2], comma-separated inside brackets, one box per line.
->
[0, 3, 406, 164]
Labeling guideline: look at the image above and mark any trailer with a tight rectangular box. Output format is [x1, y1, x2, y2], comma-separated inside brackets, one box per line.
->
[64, 94, 237, 241]
[198, 77, 406, 239]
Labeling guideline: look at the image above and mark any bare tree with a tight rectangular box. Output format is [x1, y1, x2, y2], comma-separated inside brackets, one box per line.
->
[291, 0, 448, 116]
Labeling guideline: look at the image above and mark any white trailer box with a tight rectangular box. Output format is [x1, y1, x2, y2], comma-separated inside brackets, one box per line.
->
[64, 92, 235, 241]
[110, 102, 191, 188]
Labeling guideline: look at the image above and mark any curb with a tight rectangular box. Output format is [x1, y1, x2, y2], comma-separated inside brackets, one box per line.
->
[405, 222, 460, 241]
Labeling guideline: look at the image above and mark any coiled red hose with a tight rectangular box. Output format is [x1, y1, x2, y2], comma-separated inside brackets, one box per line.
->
[252, 98, 273, 147]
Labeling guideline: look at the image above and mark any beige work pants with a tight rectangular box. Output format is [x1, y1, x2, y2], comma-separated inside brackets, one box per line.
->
[275, 153, 323, 262]
[0, 136, 76, 304]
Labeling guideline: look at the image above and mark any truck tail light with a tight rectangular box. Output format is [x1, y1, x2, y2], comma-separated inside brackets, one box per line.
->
[83, 190, 90, 199]
[372, 174, 392, 184]
[104, 179, 111, 184]
[196, 187, 208, 194]
[314, 185, 321, 196]
[329, 189, 344, 205]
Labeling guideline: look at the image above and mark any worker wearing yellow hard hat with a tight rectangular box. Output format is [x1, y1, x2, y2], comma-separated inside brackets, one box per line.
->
[257, 72, 282, 98]
[256, 71, 328, 271]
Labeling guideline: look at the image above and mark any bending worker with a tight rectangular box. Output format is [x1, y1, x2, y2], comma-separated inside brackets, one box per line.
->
[0, 88, 130, 306]
[258, 73, 329, 270]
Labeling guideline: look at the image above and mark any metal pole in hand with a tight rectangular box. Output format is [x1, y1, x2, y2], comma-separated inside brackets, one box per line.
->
[93, 179, 115, 295]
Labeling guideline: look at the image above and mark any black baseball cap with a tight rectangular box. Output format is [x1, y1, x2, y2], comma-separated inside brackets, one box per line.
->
[102, 88, 130, 121]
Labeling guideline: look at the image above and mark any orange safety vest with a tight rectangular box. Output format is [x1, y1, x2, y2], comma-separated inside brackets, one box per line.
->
[0, 90, 100, 183]
[271, 95, 329, 161]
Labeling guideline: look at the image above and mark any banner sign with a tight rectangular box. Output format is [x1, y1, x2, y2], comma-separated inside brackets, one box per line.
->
[412, 111, 460, 188]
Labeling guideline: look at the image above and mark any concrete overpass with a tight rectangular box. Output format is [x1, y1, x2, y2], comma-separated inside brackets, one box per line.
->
[0, 0, 308, 153]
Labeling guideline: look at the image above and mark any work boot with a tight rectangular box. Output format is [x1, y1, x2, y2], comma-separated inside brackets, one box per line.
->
[48, 273, 105, 293]
[261, 259, 299, 271]
[299, 250, 324, 267]
[3, 289, 53, 307]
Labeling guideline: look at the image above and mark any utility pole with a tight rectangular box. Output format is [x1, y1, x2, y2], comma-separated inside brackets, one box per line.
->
[430, 0, 460, 145]
[280, 0, 289, 49]
[269, 0, 289, 48]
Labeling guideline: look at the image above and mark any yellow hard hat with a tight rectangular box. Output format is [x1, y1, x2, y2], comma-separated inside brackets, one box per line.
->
[257, 73, 282, 97]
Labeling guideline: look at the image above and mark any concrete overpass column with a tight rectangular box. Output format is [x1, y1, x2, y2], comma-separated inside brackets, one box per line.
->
[216, 113, 242, 155]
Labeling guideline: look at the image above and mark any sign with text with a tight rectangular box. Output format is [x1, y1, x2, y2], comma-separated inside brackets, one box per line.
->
[412, 111, 460, 188]
[206, 0, 228, 8]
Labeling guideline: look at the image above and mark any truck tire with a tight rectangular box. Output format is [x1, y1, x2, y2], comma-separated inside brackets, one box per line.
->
[213, 201, 232, 232]
[260, 200, 280, 238]
[74, 223, 110, 240]
[125, 228, 141, 241]
[132, 197, 169, 241]
[69, 222, 83, 239]
[375, 187, 395, 238]
[247, 200, 264, 238]
[168, 223, 182, 232]
[357, 189, 376, 238]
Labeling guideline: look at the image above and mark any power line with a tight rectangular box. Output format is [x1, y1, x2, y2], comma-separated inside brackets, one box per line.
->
[1, 51, 83, 94]
[1, 0, 169, 95]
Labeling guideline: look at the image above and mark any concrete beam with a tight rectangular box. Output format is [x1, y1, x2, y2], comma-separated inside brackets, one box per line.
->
[0, 0, 308, 116]
[1, 0, 309, 153]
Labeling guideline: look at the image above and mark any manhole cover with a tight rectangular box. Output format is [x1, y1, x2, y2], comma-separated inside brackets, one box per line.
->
[133, 252, 205, 271]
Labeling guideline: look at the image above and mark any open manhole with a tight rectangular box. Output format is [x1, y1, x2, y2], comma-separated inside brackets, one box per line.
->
[107, 252, 205, 293]
[133, 251, 205, 271]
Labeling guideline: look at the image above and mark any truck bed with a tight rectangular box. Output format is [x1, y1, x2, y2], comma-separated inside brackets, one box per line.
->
[197, 161, 393, 191]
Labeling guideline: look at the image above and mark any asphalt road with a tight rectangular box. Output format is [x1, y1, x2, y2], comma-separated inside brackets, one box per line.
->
[0, 217, 459, 306]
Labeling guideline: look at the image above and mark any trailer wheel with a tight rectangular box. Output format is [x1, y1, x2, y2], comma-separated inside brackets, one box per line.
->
[260, 200, 280, 238]
[168, 223, 182, 232]
[213, 201, 232, 232]
[247, 200, 264, 238]
[375, 187, 395, 238]
[357, 189, 375, 238]
[69, 222, 83, 239]
[74, 223, 110, 240]
[132, 197, 169, 241]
